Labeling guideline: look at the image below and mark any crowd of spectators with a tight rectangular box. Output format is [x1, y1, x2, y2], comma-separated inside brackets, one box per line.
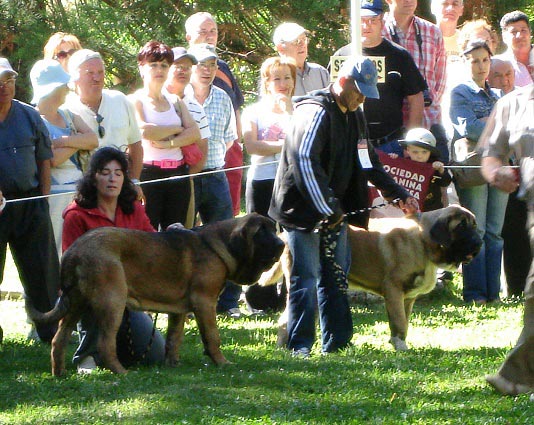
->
[1, 1, 534, 392]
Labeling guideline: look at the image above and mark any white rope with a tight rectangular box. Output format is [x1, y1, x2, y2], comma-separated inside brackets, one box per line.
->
[3, 160, 280, 205]
[2, 161, 519, 206]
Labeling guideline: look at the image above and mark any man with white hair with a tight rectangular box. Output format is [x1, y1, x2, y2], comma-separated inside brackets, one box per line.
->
[65, 49, 143, 183]
[185, 11, 244, 216]
[273, 22, 330, 96]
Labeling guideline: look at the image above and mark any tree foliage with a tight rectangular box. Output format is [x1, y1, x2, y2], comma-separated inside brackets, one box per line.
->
[1, 0, 533, 103]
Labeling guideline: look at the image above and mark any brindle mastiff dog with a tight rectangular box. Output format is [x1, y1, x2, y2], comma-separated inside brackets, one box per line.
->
[258, 205, 482, 351]
[29, 213, 284, 376]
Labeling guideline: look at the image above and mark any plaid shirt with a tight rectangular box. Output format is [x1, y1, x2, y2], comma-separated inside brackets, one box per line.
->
[185, 84, 237, 169]
[383, 14, 447, 128]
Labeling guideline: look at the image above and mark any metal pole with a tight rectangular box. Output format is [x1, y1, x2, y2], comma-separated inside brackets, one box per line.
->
[350, 0, 362, 56]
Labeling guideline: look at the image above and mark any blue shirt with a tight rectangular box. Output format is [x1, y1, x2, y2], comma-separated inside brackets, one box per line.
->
[449, 79, 500, 142]
[0, 100, 52, 194]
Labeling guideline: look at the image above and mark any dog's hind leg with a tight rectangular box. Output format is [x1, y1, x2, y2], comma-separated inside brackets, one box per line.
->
[51, 311, 80, 376]
[92, 287, 128, 374]
[165, 313, 186, 367]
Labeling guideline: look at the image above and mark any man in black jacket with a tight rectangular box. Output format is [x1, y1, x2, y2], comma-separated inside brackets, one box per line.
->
[269, 57, 418, 357]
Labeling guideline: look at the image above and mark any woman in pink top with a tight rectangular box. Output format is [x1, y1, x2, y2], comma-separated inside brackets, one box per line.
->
[130, 41, 200, 231]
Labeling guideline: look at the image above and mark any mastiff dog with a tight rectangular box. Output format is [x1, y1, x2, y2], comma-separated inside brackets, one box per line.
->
[259, 205, 482, 351]
[29, 213, 284, 376]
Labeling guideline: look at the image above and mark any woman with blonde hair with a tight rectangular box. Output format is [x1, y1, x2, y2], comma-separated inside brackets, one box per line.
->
[243, 56, 296, 216]
[242, 56, 296, 312]
[43, 32, 82, 72]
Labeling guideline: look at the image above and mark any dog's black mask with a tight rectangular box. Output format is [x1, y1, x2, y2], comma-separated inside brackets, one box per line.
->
[443, 219, 482, 266]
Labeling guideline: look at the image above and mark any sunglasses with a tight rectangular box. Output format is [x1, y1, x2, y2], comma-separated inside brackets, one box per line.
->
[96, 113, 105, 138]
[54, 48, 77, 60]
[0, 78, 16, 88]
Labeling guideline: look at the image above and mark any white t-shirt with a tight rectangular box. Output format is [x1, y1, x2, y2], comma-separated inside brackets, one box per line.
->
[65, 89, 141, 151]
[242, 101, 291, 181]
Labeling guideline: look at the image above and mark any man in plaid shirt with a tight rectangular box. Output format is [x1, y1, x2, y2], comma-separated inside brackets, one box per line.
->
[185, 44, 243, 318]
[383, 0, 448, 161]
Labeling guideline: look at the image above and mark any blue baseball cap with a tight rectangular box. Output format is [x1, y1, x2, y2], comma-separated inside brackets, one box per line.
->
[30, 59, 71, 104]
[338, 56, 379, 99]
[361, 0, 383, 17]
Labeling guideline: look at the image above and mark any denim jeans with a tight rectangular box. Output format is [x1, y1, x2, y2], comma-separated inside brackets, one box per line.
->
[456, 183, 509, 302]
[194, 171, 240, 311]
[285, 223, 353, 353]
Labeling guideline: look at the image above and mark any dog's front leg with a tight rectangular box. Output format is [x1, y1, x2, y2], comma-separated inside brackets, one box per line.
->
[194, 305, 231, 366]
[165, 313, 186, 367]
[383, 282, 409, 351]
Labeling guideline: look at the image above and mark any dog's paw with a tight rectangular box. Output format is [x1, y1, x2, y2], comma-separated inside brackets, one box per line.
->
[390, 336, 409, 351]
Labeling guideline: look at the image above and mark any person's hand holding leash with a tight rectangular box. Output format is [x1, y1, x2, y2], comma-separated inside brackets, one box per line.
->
[399, 197, 419, 215]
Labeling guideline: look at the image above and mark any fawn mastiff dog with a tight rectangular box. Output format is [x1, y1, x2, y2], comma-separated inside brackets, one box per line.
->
[259, 205, 482, 351]
[28, 213, 284, 376]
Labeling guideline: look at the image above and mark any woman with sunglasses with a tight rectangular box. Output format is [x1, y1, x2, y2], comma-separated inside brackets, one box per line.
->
[30, 59, 98, 257]
[130, 41, 200, 231]
[62, 147, 166, 373]
[43, 32, 82, 72]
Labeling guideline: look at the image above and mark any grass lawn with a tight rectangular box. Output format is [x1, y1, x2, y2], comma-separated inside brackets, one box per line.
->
[0, 277, 532, 424]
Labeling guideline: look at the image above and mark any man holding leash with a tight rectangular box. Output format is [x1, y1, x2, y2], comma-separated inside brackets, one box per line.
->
[269, 57, 418, 357]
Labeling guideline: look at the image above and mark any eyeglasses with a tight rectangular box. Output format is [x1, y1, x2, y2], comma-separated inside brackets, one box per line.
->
[196, 29, 218, 37]
[54, 49, 78, 60]
[285, 36, 309, 47]
[197, 62, 218, 70]
[96, 113, 105, 138]
[0, 78, 16, 88]
[173, 64, 192, 72]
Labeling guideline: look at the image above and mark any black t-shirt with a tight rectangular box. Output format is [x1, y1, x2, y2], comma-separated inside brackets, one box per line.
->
[334, 40, 426, 139]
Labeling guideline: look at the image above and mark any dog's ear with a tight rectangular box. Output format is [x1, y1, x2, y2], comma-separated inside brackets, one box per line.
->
[429, 212, 453, 247]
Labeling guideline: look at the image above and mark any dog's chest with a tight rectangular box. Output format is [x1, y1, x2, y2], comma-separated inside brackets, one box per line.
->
[403, 263, 438, 297]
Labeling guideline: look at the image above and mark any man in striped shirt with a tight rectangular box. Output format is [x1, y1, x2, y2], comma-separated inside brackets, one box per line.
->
[185, 44, 243, 318]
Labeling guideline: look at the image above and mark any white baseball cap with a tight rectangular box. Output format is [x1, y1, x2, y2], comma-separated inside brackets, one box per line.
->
[68, 49, 103, 81]
[0, 57, 18, 79]
[273, 22, 307, 45]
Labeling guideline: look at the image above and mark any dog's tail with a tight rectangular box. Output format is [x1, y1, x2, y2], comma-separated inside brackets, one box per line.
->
[25, 292, 70, 325]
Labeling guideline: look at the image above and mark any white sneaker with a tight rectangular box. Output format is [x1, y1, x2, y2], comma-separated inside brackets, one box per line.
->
[77, 356, 97, 374]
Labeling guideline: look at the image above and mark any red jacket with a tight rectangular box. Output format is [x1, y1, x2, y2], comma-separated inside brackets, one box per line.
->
[62, 201, 154, 252]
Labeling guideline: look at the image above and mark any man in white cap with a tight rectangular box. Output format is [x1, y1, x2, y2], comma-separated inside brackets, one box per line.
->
[269, 57, 418, 358]
[185, 44, 243, 318]
[0, 57, 60, 343]
[273, 22, 330, 96]
[65, 49, 143, 184]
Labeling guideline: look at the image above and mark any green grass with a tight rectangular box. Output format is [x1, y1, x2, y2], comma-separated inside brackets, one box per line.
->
[0, 279, 533, 424]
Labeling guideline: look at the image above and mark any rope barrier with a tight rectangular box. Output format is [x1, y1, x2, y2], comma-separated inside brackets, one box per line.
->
[1, 160, 518, 206]
[3, 160, 280, 206]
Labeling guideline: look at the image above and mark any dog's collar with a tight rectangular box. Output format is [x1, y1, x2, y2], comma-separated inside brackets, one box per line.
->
[201, 235, 238, 276]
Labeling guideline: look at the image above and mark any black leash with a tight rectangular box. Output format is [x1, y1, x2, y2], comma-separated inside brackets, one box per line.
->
[317, 198, 401, 294]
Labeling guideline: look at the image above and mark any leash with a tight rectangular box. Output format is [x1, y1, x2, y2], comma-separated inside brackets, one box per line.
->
[317, 198, 401, 294]
[125, 310, 159, 362]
